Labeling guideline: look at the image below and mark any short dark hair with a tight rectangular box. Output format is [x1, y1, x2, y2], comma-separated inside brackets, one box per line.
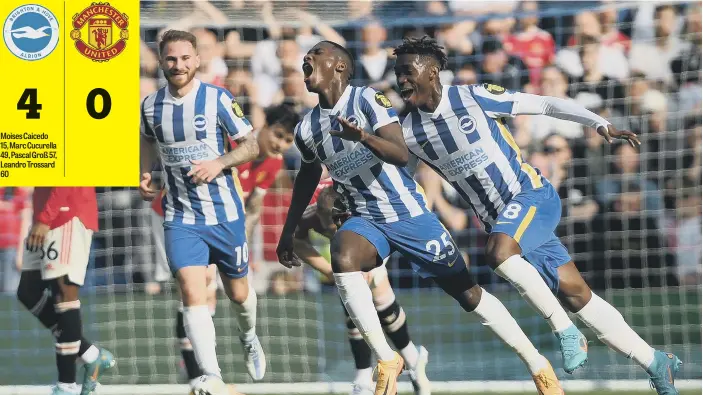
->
[393, 35, 448, 71]
[159, 29, 197, 56]
[264, 104, 300, 134]
[321, 40, 355, 82]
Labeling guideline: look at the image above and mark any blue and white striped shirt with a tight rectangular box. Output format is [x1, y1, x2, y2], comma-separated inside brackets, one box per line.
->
[403, 84, 546, 232]
[141, 79, 253, 225]
[295, 85, 428, 223]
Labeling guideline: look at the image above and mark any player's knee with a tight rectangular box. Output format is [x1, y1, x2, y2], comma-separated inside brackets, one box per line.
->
[558, 281, 592, 313]
[485, 233, 520, 269]
[16, 278, 43, 309]
[456, 284, 483, 312]
[180, 285, 207, 306]
[50, 277, 79, 303]
[377, 300, 406, 332]
[330, 251, 360, 273]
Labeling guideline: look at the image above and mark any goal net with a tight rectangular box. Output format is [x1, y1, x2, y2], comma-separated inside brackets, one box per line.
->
[1, 1, 701, 393]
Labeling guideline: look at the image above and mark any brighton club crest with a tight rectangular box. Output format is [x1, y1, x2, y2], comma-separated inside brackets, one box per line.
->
[70, 2, 128, 62]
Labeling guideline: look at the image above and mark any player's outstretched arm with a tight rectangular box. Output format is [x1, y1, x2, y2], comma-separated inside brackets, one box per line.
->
[513, 93, 640, 147]
[277, 160, 323, 268]
[293, 217, 335, 281]
[332, 117, 409, 167]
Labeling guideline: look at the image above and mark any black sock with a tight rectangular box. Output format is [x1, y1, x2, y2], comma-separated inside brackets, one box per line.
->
[378, 300, 411, 350]
[342, 300, 372, 369]
[20, 287, 94, 358]
[176, 310, 203, 380]
[55, 301, 82, 383]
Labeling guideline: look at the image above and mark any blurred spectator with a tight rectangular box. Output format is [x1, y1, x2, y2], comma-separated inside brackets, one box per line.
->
[478, 36, 530, 91]
[623, 71, 651, 119]
[140, 77, 158, 101]
[567, 35, 626, 112]
[570, 94, 620, 184]
[449, 0, 517, 17]
[356, 20, 394, 90]
[629, 2, 685, 44]
[453, 63, 478, 86]
[637, 89, 681, 186]
[568, 10, 603, 46]
[629, 4, 689, 89]
[542, 134, 599, 223]
[437, 22, 475, 74]
[596, 143, 664, 226]
[557, 12, 629, 80]
[532, 66, 583, 139]
[348, 0, 373, 20]
[0, 187, 32, 294]
[591, 182, 678, 290]
[140, 39, 159, 77]
[503, 1, 556, 89]
[674, 178, 701, 285]
[272, 67, 318, 116]
[252, 6, 345, 107]
[225, 67, 265, 129]
[192, 28, 229, 86]
[598, 0, 632, 54]
[670, 2, 702, 114]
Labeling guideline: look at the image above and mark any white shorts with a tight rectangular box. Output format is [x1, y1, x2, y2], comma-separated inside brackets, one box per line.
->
[22, 217, 93, 286]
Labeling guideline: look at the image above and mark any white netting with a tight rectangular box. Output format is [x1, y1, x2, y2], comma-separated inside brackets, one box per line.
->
[0, 0, 701, 392]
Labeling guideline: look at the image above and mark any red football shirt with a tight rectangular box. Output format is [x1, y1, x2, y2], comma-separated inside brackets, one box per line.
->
[33, 187, 98, 231]
[0, 187, 31, 249]
[503, 28, 556, 86]
[236, 156, 284, 199]
[308, 178, 334, 206]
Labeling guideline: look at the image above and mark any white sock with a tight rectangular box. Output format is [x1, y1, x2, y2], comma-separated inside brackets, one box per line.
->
[80, 345, 100, 364]
[494, 255, 573, 332]
[189, 377, 202, 388]
[399, 342, 419, 369]
[183, 305, 221, 377]
[576, 292, 655, 370]
[472, 288, 547, 375]
[354, 367, 373, 386]
[231, 285, 257, 343]
[334, 272, 396, 361]
[57, 382, 76, 390]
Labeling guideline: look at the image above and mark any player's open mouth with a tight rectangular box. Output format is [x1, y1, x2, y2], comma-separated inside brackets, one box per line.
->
[400, 88, 414, 100]
[302, 62, 313, 80]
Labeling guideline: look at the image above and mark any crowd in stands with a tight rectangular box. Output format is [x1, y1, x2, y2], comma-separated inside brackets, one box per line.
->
[1, 0, 700, 295]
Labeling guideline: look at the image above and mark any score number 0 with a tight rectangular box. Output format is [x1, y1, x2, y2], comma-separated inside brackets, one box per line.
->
[17, 88, 112, 120]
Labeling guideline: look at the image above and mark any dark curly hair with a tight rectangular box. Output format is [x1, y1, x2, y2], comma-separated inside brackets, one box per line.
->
[264, 104, 300, 135]
[393, 35, 448, 71]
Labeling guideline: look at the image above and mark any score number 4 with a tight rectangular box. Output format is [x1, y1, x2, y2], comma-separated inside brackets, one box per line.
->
[17, 88, 112, 120]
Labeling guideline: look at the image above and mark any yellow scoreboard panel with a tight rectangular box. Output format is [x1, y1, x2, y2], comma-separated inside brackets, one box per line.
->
[0, 0, 139, 186]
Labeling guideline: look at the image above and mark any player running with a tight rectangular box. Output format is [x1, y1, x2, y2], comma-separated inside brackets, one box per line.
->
[393, 36, 682, 395]
[276, 40, 563, 395]
[16, 187, 115, 395]
[293, 179, 430, 395]
[149, 104, 298, 391]
[139, 30, 264, 395]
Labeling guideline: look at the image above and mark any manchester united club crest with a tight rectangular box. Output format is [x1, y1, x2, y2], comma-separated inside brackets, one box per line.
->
[70, 2, 128, 62]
